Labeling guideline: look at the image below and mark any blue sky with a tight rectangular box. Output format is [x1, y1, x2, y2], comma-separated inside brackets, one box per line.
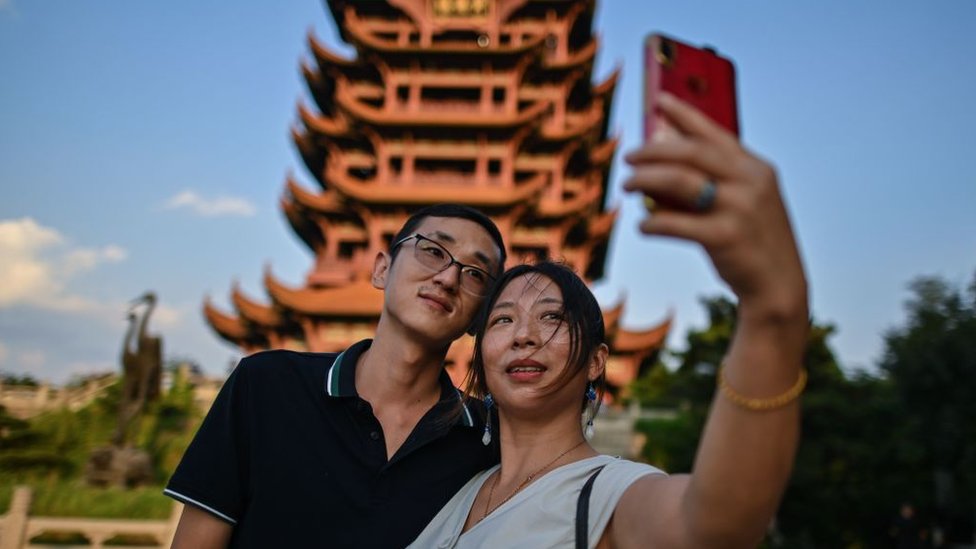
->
[1, 0, 974, 382]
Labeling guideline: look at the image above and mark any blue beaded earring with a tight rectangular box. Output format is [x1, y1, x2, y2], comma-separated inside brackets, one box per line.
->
[482, 393, 494, 446]
[584, 382, 597, 439]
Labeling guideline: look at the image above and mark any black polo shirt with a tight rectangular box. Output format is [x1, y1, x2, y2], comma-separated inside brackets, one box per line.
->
[165, 339, 496, 548]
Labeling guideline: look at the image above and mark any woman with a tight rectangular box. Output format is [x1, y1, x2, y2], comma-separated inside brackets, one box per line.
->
[411, 93, 809, 548]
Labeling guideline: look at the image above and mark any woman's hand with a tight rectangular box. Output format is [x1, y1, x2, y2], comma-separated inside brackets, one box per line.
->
[623, 92, 807, 323]
[616, 93, 808, 549]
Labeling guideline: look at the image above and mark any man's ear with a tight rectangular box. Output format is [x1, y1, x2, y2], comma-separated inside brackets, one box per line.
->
[372, 251, 391, 290]
[588, 343, 609, 381]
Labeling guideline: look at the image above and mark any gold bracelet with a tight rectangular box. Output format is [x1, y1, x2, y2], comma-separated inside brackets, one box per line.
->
[717, 364, 807, 411]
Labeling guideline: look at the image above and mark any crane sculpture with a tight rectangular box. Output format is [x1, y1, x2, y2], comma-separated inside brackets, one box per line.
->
[113, 291, 162, 445]
[86, 291, 161, 488]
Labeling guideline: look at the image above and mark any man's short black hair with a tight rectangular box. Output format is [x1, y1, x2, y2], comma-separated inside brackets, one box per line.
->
[389, 204, 506, 276]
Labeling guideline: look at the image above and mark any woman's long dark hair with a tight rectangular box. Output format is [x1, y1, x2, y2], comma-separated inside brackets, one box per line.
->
[465, 261, 606, 424]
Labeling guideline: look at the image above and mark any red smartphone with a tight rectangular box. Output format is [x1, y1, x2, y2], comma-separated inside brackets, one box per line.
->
[644, 33, 739, 141]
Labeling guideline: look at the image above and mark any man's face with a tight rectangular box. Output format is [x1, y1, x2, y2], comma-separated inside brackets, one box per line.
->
[374, 216, 502, 347]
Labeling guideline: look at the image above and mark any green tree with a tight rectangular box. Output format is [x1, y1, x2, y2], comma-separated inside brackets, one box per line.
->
[879, 273, 976, 543]
[634, 296, 737, 472]
[1, 372, 39, 387]
[633, 296, 905, 547]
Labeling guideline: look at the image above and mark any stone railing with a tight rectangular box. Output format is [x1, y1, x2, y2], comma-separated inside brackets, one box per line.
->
[590, 401, 679, 459]
[0, 487, 181, 549]
[0, 376, 117, 420]
[0, 367, 226, 421]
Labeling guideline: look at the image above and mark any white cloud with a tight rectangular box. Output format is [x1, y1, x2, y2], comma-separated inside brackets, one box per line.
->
[101, 245, 127, 262]
[0, 218, 68, 307]
[0, 216, 63, 251]
[63, 246, 127, 275]
[152, 303, 185, 328]
[0, 217, 127, 312]
[163, 190, 256, 217]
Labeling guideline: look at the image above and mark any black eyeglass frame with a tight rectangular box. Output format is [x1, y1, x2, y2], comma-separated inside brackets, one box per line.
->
[391, 234, 497, 296]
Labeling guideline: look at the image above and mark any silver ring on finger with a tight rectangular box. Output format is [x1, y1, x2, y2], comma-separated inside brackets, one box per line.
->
[693, 179, 717, 212]
[643, 195, 657, 214]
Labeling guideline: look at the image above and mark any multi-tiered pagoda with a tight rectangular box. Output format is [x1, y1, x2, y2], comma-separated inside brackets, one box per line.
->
[203, 0, 670, 395]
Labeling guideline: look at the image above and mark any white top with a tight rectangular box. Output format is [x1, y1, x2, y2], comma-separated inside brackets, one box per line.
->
[408, 455, 665, 548]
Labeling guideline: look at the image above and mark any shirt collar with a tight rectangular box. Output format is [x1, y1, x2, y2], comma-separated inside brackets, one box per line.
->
[324, 338, 475, 428]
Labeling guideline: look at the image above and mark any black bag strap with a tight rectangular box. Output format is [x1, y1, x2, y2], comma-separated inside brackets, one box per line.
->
[575, 465, 607, 549]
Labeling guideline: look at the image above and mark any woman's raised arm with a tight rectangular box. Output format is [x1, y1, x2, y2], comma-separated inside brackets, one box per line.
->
[611, 92, 808, 549]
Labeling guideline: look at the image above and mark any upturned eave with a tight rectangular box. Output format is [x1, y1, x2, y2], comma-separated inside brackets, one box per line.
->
[325, 166, 548, 206]
[264, 269, 383, 317]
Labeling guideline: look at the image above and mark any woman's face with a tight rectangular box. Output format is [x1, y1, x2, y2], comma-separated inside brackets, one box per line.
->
[480, 272, 587, 412]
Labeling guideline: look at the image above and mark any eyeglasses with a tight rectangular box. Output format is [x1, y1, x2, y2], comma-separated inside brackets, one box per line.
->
[392, 234, 495, 296]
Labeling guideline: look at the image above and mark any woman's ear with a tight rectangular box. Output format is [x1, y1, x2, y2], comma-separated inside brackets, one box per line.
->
[371, 251, 391, 290]
[588, 343, 609, 381]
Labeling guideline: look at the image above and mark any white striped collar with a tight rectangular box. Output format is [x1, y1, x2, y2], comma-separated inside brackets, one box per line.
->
[323, 340, 476, 428]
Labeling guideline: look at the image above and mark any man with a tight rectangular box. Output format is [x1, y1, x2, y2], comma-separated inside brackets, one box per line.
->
[166, 204, 506, 547]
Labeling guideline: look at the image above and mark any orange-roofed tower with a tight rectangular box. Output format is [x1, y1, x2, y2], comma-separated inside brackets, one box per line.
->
[203, 0, 670, 396]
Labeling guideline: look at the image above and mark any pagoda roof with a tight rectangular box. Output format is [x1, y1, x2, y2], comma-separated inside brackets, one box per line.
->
[299, 102, 351, 137]
[202, 298, 250, 341]
[300, 62, 336, 118]
[202, 298, 272, 350]
[590, 136, 618, 167]
[594, 67, 620, 98]
[264, 269, 383, 317]
[543, 99, 603, 141]
[326, 0, 408, 40]
[546, 37, 598, 70]
[587, 209, 617, 239]
[324, 164, 549, 206]
[231, 284, 283, 327]
[343, 10, 548, 57]
[536, 180, 602, 218]
[307, 32, 357, 70]
[594, 68, 619, 138]
[286, 175, 346, 214]
[602, 300, 624, 333]
[282, 194, 323, 253]
[334, 84, 550, 128]
[613, 315, 673, 352]
[500, 0, 596, 28]
[579, 211, 617, 280]
[291, 127, 327, 183]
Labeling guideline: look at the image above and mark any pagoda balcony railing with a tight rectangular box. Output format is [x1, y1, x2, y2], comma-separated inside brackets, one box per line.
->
[308, 265, 359, 287]
[349, 83, 384, 99]
[387, 171, 507, 187]
[336, 83, 549, 127]
[391, 100, 509, 115]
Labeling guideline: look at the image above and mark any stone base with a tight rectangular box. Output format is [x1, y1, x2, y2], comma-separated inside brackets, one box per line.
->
[84, 446, 154, 488]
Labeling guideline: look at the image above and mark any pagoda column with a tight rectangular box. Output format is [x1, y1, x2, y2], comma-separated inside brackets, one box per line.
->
[408, 59, 421, 111]
[480, 61, 492, 114]
[475, 135, 488, 186]
[360, 210, 384, 256]
[317, 218, 340, 265]
[367, 129, 391, 184]
[385, 75, 398, 110]
[403, 133, 416, 184]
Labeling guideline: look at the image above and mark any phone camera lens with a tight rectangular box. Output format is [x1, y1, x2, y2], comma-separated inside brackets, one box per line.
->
[657, 39, 675, 66]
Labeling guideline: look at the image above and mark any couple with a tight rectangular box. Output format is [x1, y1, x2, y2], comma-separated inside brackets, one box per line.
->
[166, 94, 809, 548]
